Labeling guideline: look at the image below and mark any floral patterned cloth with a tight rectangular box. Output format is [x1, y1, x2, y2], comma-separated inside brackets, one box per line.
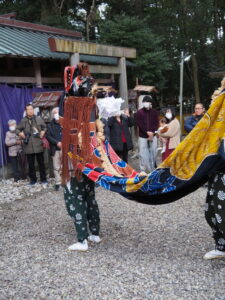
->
[205, 172, 225, 251]
[64, 175, 100, 242]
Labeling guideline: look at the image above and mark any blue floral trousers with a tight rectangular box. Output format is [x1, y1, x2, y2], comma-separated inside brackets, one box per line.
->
[64, 175, 100, 242]
[205, 172, 225, 251]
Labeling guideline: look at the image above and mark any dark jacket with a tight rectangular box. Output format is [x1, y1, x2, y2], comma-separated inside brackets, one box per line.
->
[101, 118, 110, 140]
[46, 119, 62, 156]
[184, 114, 203, 133]
[16, 115, 46, 154]
[135, 108, 159, 138]
[108, 115, 134, 152]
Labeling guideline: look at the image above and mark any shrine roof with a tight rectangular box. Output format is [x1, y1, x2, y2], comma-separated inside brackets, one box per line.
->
[0, 16, 135, 66]
[0, 21, 80, 60]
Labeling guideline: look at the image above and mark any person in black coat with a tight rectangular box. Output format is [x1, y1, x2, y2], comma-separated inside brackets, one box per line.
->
[108, 108, 134, 162]
[46, 107, 62, 191]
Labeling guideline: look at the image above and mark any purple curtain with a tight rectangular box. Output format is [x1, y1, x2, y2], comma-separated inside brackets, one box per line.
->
[0, 84, 62, 167]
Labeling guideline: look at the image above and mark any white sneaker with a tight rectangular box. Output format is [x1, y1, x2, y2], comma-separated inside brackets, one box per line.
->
[88, 235, 102, 244]
[68, 239, 88, 251]
[203, 249, 225, 260]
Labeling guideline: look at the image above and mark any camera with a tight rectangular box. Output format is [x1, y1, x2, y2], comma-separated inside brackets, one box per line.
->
[33, 132, 40, 138]
[23, 133, 31, 144]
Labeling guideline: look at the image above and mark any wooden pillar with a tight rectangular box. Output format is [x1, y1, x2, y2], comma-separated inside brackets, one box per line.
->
[119, 57, 128, 107]
[33, 59, 42, 88]
[111, 74, 115, 82]
[70, 53, 80, 66]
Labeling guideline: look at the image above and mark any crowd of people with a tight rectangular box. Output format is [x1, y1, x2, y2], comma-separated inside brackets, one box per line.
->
[5, 103, 62, 190]
[5, 97, 206, 188]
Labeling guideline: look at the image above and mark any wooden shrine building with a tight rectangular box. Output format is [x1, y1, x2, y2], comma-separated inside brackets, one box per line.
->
[0, 13, 136, 104]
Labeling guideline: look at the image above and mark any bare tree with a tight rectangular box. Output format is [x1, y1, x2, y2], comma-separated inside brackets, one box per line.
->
[86, 0, 96, 42]
[53, 0, 66, 16]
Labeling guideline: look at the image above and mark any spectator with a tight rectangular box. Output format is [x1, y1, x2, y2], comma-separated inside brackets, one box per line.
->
[5, 119, 22, 182]
[16, 104, 47, 185]
[184, 103, 205, 133]
[108, 108, 134, 162]
[158, 108, 181, 161]
[46, 107, 62, 191]
[135, 96, 159, 172]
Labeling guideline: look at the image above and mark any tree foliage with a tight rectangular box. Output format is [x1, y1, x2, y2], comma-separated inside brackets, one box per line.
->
[0, 0, 225, 102]
[99, 16, 172, 89]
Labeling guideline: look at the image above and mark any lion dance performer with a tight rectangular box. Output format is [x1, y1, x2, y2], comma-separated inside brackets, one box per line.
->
[60, 63, 101, 252]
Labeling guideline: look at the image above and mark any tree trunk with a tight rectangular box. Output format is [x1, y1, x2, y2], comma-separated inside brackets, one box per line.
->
[213, 0, 224, 66]
[191, 55, 200, 103]
[40, 0, 50, 24]
[86, 0, 96, 42]
[134, 0, 144, 17]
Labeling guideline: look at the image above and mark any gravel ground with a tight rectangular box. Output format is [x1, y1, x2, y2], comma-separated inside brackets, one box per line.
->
[1, 163, 225, 299]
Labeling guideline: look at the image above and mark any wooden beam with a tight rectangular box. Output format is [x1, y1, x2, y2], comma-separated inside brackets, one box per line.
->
[0, 76, 63, 84]
[48, 37, 136, 59]
[119, 57, 128, 105]
[70, 53, 80, 66]
[0, 64, 119, 83]
[33, 59, 42, 87]
[89, 65, 120, 74]
[95, 78, 112, 84]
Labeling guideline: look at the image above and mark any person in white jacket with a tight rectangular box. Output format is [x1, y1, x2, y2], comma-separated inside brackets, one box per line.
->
[158, 108, 181, 161]
[5, 119, 22, 181]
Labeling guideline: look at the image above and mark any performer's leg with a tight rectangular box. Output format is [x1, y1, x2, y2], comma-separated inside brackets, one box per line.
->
[210, 173, 225, 251]
[205, 176, 218, 235]
[64, 177, 89, 243]
[84, 176, 100, 237]
[204, 173, 225, 259]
